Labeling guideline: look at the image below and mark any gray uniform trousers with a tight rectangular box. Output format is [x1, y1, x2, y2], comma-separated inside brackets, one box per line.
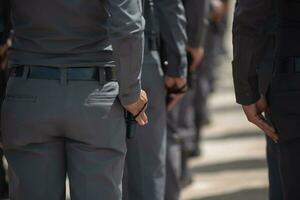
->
[165, 104, 182, 200]
[123, 43, 167, 200]
[176, 21, 219, 157]
[1, 71, 126, 200]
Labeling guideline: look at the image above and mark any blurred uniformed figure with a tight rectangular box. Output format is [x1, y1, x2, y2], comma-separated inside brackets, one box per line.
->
[0, 0, 149, 199]
[165, 0, 209, 199]
[176, 1, 230, 188]
[123, 0, 187, 199]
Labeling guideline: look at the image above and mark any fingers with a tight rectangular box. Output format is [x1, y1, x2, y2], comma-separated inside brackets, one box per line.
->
[174, 78, 187, 89]
[186, 47, 204, 72]
[190, 60, 200, 72]
[167, 94, 184, 111]
[165, 77, 176, 88]
[249, 114, 279, 143]
[165, 76, 187, 90]
[135, 111, 148, 126]
[124, 90, 149, 126]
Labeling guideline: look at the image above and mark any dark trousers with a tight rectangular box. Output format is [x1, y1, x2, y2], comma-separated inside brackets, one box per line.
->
[268, 73, 300, 200]
[266, 137, 283, 200]
[277, 139, 300, 200]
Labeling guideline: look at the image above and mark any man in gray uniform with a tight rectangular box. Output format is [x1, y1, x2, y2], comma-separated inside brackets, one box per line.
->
[123, 0, 187, 199]
[165, 0, 209, 199]
[0, 0, 148, 199]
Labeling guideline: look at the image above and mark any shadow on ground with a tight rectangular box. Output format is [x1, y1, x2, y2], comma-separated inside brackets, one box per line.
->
[189, 188, 268, 200]
[191, 158, 267, 174]
[211, 103, 241, 114]
[205, 130, 264, 141]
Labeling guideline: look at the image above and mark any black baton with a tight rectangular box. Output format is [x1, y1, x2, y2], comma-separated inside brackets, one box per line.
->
[125, 111, 137, 139]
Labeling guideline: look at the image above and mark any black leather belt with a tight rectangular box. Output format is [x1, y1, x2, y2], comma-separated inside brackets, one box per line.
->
[9, 66, 117, 83]
[275, 57, 300, 74]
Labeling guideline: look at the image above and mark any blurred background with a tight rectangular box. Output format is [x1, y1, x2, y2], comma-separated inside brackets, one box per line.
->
[181, 1, 269, 199]
[0, 1, 270, 200]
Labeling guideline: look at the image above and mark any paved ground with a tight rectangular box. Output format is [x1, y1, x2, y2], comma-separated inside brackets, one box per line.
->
[181, 54, 269, 200]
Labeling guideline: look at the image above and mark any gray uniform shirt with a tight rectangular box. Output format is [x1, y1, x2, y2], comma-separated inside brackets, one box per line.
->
[143, 0, 187, 77]
[0, 0, 145, 106]
[155, 0, 188, 77]
[183, 0, 209, 48]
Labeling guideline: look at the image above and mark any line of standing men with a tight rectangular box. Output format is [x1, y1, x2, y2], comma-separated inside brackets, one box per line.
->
[0, 0, 227, 200]
[123, 0, 230, 200]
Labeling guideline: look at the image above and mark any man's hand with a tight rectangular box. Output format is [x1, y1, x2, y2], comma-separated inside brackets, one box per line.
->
[165, 76, 187, 111]
[210, 0, 227, 23]
[186, 46, 205, 72]
[0, 40, 10, 69]
[166, 93, 184, 111]
[165, 76, 187, 89]
[125, 90, 148, 126]
[242, 96, 278, 143]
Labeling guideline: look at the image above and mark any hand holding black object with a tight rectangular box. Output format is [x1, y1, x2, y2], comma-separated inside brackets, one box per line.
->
[125, 112, 137, 139]
[125, 90, 148, 126]
[125, 102, 148, 139]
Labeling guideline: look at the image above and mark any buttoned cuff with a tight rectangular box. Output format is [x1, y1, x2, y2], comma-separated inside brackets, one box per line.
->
[166, 54, 188, 78]
[235, 89, 260, 105]
[233, 69, 260, 105]
[118, 81, 141, 106]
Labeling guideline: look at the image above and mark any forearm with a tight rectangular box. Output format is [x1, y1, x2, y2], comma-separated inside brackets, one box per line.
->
[106, 0, 145, 106]
[184, 0, 209, 48]
[156, 0, 188, 78]
[232, 0, 272, 105]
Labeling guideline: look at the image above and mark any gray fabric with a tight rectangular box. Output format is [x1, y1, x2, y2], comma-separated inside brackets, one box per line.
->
[183, 0, 209, 48]
[155, 0, 187, 78]
[123, 43, 167, 200]
[123, 0, 188, 197]
[177, 89, 197, 152]
[1, 77, 126, 200]
[1, 0, 145, 106]
[165, 107, 182, 200]
[176, 71, 210, 153]
[165, 138, 181, 200]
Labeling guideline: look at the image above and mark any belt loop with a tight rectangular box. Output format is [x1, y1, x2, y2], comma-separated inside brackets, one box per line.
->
[22, 66, 30, 80]
[60, 68, 67, 85]
[98, 67, 106, 85]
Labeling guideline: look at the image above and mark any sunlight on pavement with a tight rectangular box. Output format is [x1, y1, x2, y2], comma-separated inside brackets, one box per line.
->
[181, 22, 269, 199]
